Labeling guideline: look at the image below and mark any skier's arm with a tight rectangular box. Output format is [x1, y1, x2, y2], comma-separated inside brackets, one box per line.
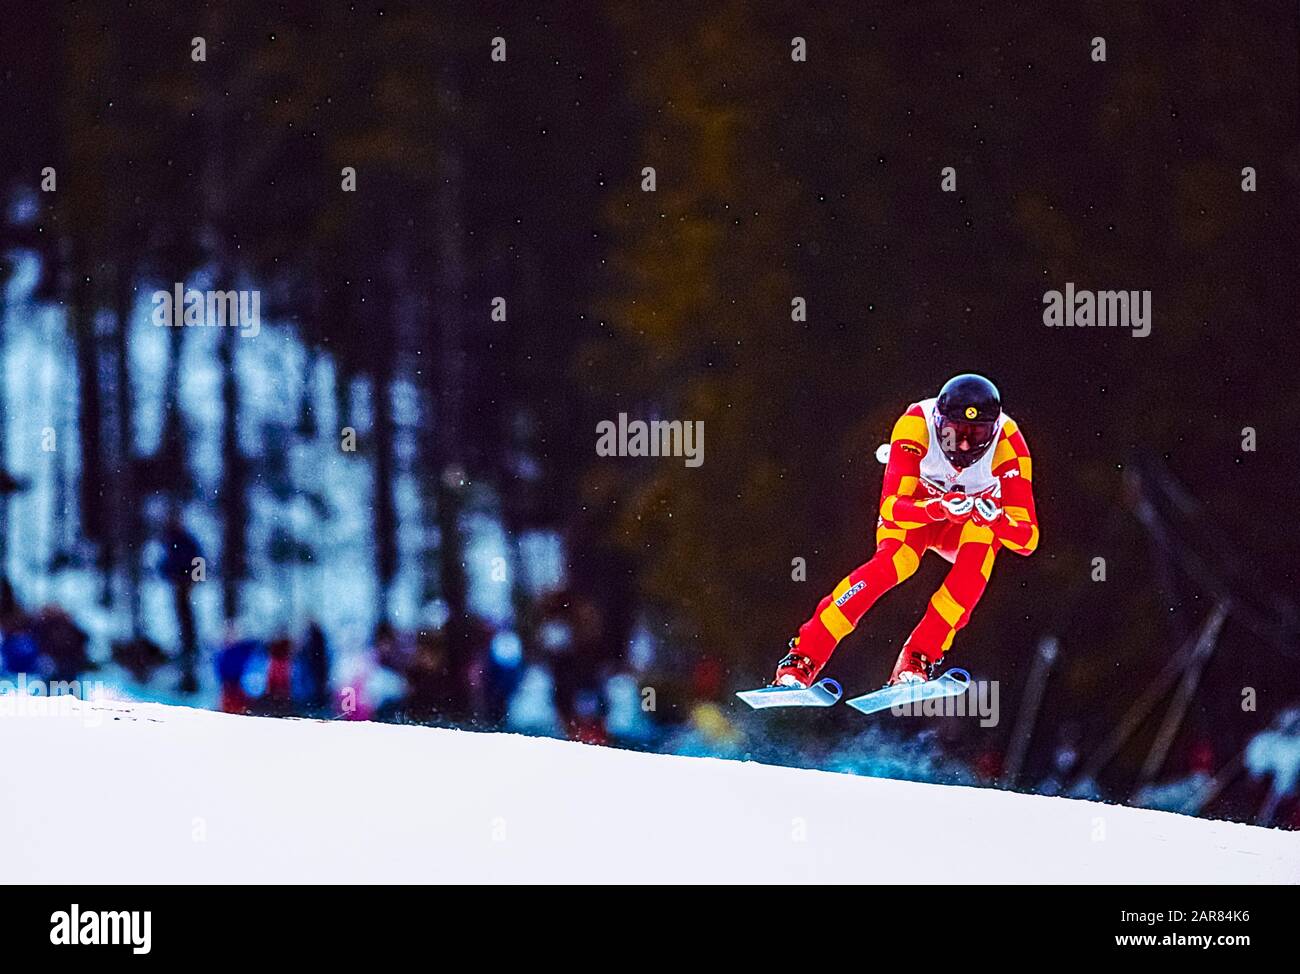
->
[988, 421, 1040, 555]
[878, 406, 943, 527]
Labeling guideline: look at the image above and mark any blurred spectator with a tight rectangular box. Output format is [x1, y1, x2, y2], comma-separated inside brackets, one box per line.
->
[337, 625, 407, 722]
[159, 512, 203, 693]
[0, 585, 89, 683]
[110, 636, 169, 684]
[0, 576, 16, 621]
[263, 635, 295, 712]
[402, 627, 452, 724]
[294, 621, 332, 711]
[1, 623, 39, 675]
[1245, 708, 1300, 826]
[535, 591, 612, 741]
[1127, 738, 1221, 816]
[0, 580, 39, 675]
[1037, 722, 1083, 796]
[479, 630, 525, 729]
[1134, 769, 1214, 816]
[215, 633, 261, 714]
[31, 607, 91, 682]
[370, 621, 403, 672]
[664, 701, 743, 758]
[504, 664, 561, 736]
[458, 615, 501, 727]
[569, 689, 608, 745]
[603, 672, 656, 743]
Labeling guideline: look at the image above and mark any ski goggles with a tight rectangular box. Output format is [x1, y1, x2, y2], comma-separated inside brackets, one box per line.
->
[937, 418, 997, 453]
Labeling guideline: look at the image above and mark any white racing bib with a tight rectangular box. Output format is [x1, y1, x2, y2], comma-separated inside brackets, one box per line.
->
[915, 396, 1008, 497]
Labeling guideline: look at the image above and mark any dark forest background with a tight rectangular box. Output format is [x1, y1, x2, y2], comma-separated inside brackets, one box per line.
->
[1, 1, 1298, 822]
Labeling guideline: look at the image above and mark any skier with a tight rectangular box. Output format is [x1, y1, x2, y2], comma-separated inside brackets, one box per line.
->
[774, 374, 1039, 689]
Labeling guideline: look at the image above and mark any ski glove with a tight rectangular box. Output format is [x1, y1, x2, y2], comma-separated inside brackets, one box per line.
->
[940, 492, 975, 523]
[922, 493, 971, 522]
[972, 496, 1002, 525]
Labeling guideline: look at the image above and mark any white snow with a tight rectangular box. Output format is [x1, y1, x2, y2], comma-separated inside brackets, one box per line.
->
[2, 697, 1298, 883]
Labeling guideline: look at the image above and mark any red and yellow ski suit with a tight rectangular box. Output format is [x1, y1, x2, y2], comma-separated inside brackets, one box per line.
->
[795, 403, 1040, 674]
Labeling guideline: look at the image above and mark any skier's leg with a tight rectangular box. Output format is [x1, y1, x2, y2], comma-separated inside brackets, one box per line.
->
[790, 525, 930, 675]
[891, 520, 999, 680]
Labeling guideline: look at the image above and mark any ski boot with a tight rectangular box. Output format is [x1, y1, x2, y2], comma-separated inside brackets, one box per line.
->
[773, 637, 822, 688]
[888, 647, 937, 686]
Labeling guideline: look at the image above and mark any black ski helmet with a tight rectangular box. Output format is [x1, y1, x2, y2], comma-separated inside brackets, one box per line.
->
[935, 373, 1001, 469]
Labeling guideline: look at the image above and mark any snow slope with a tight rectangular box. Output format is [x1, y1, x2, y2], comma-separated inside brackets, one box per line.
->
[2, 698, 1297, 883]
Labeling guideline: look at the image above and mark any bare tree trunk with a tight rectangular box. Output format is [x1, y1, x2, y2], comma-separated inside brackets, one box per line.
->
[70, 256, 109, 599]
[372, 276, 398, 626]
[1003, 636, 1059, 785]
[113, 262, 141, 636]
[217, 327, 245, 624]
[160, 322, 186, 481]
[203, 5, 244, 629]
[0, 255, 9, 573]
[432, 127, 471, 701]
[1134, 602, 1229, 791]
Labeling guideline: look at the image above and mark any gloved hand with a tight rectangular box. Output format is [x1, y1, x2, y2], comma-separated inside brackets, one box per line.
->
[972, 496, 1002, 525]
[922, 497, 949, 521]
[940, 492, 975, 523]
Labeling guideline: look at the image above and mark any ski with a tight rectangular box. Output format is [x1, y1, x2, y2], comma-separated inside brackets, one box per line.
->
[844, 668, 972, 716]
[736, 678, 843, 710]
